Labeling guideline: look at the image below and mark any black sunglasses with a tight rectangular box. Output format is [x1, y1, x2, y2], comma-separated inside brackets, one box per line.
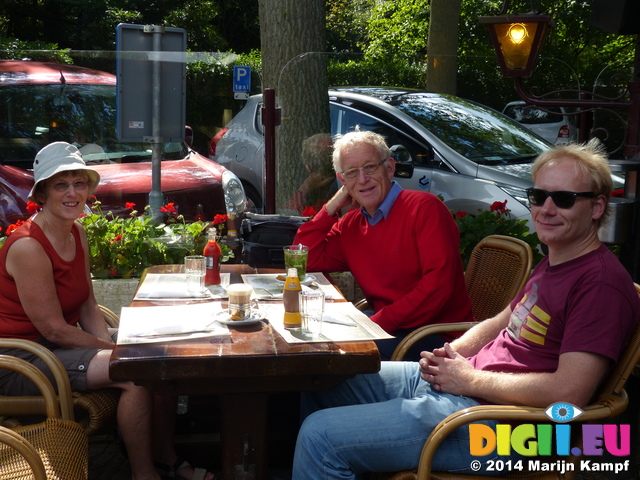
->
[526, 188, 596, 209]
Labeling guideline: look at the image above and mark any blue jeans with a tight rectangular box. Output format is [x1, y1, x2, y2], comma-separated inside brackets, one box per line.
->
[293, 361, 504, 480]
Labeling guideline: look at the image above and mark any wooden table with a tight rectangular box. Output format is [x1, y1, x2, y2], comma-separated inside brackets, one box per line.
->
[109, 264, 380, 480]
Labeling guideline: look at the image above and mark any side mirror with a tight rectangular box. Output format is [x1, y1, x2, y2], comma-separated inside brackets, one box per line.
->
[390, 144, 414, 178]
[184, 125, 194, 147]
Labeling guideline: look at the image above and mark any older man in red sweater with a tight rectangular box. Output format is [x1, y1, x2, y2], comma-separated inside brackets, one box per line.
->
[293, 130, 473, 359]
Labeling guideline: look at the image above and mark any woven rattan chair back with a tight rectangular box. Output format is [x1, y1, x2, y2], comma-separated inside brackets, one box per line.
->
[465, 235, 533, 321]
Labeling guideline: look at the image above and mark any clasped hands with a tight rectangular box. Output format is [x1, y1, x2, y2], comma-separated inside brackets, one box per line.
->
[419, 343, 474, 396]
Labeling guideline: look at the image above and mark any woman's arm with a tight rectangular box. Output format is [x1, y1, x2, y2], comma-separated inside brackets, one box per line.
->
[6, 236, 112, 349]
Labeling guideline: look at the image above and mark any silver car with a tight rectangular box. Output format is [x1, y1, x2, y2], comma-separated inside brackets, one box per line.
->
[502, 100, 579, 146]
[212, 87, 552, 227]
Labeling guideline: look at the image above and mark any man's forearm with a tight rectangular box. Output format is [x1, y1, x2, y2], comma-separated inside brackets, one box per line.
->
[449, 308, 510, 357]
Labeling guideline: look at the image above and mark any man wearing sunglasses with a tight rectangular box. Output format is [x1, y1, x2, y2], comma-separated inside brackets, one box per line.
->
[293, 130, 473, 360]
[292, 140, 639, 479]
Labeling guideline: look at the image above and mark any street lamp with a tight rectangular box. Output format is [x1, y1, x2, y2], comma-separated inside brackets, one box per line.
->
[479, 10, 552, 78]
[479, 0, 639, 157]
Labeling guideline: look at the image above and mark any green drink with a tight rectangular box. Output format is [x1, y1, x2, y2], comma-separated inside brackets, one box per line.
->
[284, 245, 309, 280]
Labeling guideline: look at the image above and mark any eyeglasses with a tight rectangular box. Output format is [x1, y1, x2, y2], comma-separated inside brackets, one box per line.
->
[340, 160, 387, 181]
[51, 181, 89, 193]
[526, 188, 596, 209]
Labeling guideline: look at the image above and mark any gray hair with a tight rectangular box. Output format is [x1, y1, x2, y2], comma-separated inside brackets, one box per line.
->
[332, 130, 391, 173]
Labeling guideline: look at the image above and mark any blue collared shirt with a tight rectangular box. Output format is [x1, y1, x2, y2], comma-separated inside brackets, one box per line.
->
[361, 182, 403, 226]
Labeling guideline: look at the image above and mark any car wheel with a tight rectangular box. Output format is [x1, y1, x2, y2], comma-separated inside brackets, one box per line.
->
[243, 183, 263, 213]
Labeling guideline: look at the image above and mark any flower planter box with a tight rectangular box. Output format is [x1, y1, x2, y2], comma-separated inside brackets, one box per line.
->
[92, 278, 139, 317]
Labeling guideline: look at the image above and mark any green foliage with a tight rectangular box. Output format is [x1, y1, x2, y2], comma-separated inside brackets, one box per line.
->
[451, 200, 543, 268]
[328, 56, 426, 88]
[0, 37, 72, 63]
[78, 203, 233, 279]
[362, 0, 431, 64]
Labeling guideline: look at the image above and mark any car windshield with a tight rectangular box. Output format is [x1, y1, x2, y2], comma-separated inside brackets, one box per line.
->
[389, 94, 549, 166]
[0, 84, 188, 169]
[504, 104, 564, 124]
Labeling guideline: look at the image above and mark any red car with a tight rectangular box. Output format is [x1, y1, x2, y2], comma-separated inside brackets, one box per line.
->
[0, 60, 247, 228]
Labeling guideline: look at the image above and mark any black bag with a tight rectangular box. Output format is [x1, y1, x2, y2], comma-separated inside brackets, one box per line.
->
[239, 213, 309, 267]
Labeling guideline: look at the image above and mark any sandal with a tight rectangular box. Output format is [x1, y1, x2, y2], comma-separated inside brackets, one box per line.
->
[155, 457, 215, 480]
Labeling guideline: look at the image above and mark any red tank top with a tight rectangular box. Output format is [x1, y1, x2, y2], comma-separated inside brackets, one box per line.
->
[0, 218, 89, 339]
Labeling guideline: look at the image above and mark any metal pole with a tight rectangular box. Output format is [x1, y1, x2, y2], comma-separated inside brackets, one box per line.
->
[262, 88, 279, 214]
[146, 25, 165, 220]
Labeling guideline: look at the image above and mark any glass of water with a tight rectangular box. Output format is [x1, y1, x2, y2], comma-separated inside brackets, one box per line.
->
[300, 290, 325, 338]
[184, 255, 206, 295]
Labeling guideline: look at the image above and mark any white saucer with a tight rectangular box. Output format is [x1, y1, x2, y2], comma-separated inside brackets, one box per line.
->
[214, 309, 266, 326]
[277, 274, 316, 286]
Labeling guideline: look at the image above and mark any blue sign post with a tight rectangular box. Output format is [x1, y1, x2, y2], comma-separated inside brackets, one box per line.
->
[233, 66, 251, 99]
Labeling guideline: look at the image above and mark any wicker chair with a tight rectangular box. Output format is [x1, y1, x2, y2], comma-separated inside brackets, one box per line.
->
[0, 305, 121, 436]
[0, 355, 88, 479]
[381, 283, 640, 480]
[463, 234, 533, 322]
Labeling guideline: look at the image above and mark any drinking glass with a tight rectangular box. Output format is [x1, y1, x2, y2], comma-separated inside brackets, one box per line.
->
[284, 244, 309, 281]
[300, 290, 324, 338]
[184, 255, 206, 295]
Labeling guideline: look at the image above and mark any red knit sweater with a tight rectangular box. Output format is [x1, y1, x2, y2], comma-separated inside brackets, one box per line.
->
[294, 190, 473, 334]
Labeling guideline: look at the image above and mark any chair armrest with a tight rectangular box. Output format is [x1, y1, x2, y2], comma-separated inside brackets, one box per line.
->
[99, 305, 120, 328]
[0, 425, 47, 479]
[0, 355, 61, 419]
[411, 391, 628, 480]
[0, 339, 74, 420]
[391, 322, 479, 361]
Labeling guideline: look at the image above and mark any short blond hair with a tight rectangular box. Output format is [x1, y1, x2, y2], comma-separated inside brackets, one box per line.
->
[531, 139, 612, 226]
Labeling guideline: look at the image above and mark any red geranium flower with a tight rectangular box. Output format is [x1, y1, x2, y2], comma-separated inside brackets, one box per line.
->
[213, 214, 228, 225]
[125, 202, 136, 210]
[490, 200, 508, 213]
[111, 234, 123, 243]
[5, 219, 24, 235]
[26, 201, 41, 214]
[301, 206, 317, 217]
[455, 211, 468, 219]
[159, 202, 176, 213]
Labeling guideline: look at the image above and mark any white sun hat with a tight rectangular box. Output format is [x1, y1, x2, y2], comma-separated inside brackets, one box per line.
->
[28, 142, 101, 202]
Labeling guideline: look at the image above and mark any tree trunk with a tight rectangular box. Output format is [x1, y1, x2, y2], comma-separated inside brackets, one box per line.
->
[426, 0, 462, 95]
[259, 0, 330, 213]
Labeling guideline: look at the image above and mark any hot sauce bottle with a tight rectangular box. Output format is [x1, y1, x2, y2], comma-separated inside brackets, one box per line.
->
[282, 267, 302, 328]
[203, 228, 222, 285]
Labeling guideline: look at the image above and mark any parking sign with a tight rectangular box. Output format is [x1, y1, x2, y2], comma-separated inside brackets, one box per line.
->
[233, 66, 251, 99]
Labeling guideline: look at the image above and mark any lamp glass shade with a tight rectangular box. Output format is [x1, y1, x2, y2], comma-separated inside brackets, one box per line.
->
[480, 14, 551, 77]
[496, 22, 538, 70]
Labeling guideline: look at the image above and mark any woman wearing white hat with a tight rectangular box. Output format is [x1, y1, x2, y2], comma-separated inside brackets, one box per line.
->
[0, 142, 214, 480]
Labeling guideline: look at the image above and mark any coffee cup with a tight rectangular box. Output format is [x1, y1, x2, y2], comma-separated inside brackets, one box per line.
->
[226, 283, 254, 321]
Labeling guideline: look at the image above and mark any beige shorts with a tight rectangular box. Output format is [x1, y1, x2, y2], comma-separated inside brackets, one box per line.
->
[0, 330, 118, 395]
